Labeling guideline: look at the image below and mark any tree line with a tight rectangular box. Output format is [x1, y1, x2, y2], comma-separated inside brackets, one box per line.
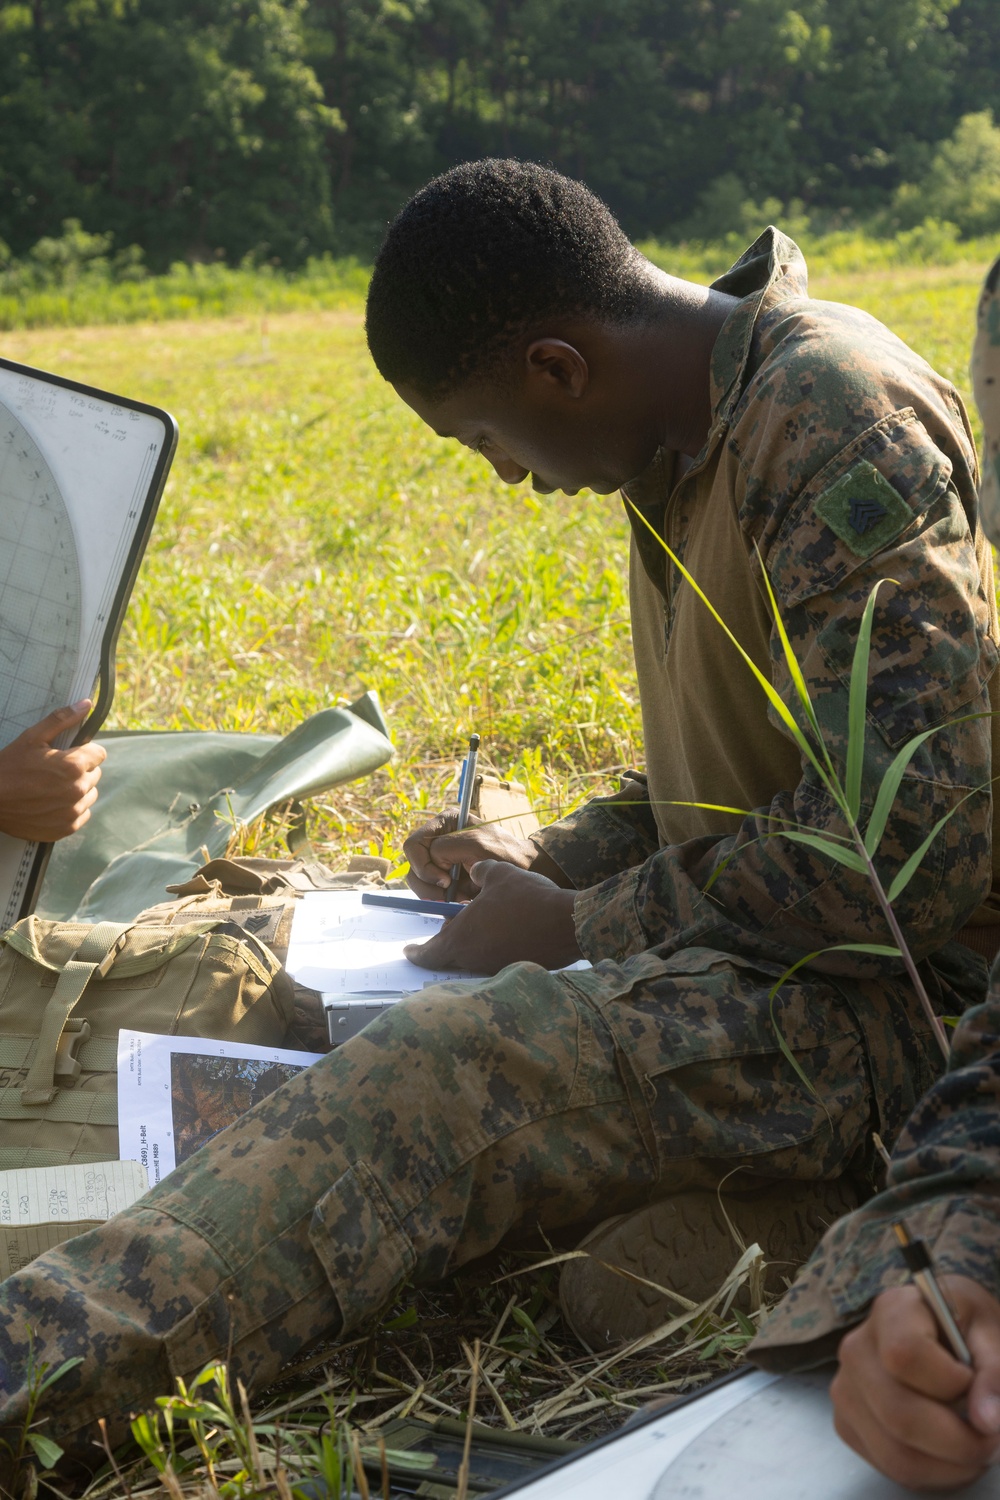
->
[1, 0, 997, 271]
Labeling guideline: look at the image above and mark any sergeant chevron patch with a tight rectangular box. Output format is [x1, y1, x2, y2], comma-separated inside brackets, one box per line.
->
[814, 459, 913, 558]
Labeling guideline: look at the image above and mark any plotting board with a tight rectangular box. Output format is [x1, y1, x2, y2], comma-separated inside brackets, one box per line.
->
[0, 359, 177, 927]
[0, 403, 81, 734]
[495, 1369, 1000, 1498]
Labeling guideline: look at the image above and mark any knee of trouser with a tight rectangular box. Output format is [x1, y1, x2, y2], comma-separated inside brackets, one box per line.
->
[0, 1209, 191, 1448]
[355, 967, 600, 1138]
[309, 1157, 417, 1335]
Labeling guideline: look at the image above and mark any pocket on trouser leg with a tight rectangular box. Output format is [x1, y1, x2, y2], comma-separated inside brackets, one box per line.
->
[309, 1159, 417, 1335]
[568, 951, 870, 1183]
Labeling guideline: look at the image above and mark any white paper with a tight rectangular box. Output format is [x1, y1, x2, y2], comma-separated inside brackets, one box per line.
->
[0, 1160, 149, 1228]
[285, 891, 490, 994]
[0, 1160, 151, 1280]
[117, 1031, 324, 1185]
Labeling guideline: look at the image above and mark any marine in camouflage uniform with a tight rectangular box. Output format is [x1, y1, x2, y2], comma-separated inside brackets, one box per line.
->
[752, 252, 1000, 1373]
[0, 218, 997, 1455]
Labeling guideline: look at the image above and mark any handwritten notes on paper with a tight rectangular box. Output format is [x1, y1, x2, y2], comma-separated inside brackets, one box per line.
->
[0, 1160, 149, 1279]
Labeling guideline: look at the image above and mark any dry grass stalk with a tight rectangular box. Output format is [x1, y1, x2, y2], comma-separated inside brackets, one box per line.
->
[455, 1339, 481, 1500]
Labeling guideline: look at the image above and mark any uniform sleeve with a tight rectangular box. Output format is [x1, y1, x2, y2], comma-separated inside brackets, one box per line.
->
[529, 772, 661, 888]
[750, 986, 1000, 1370]
[572, 408, 997, 975]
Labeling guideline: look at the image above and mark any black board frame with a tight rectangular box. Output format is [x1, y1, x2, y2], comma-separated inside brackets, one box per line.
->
[0, 355, 178, 918]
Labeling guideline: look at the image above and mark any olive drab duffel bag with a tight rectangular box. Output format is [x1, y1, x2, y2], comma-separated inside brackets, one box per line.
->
[132, 853, 395, 1051]
[0, 915, 295, 1171]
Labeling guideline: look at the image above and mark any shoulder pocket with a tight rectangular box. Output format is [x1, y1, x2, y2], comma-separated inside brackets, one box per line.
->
[770, 409, 952, 608]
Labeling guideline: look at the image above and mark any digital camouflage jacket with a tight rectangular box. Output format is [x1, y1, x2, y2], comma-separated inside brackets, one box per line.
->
[533, 229, 1000, 992]
[752, 252, 1000, 1368]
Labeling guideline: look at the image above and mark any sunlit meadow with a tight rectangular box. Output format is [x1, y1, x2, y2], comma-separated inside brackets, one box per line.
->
[2, 249, 991, 873]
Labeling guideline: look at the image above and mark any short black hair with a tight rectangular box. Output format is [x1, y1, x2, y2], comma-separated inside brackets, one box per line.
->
[365, 158, 652, 401]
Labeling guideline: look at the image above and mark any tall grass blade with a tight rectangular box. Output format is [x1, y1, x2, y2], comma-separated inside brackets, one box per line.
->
[626, 500, 822, 774]
[864, 713, 993, 857]
[656, 800, 857, 846]
[752, 547, 826, 759]
[846, 582, 890, 821]
[885, 782, 991, 902]
[781, 830, 869, 874]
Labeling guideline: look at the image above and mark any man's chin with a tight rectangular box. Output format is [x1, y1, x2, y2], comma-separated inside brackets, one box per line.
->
[530, 475, 619, 497]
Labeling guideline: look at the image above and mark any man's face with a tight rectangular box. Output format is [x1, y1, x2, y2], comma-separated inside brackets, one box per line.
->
[395, 352, 654, 496]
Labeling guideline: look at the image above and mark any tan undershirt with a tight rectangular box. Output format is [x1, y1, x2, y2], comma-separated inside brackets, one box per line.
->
[628, 450, 1000, 926]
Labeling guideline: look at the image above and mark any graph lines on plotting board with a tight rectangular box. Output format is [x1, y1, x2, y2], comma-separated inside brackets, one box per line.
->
[0, 398, 82, 751]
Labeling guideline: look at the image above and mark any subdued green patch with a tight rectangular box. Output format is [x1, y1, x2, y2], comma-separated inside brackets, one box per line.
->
[814, 462, 913, 558]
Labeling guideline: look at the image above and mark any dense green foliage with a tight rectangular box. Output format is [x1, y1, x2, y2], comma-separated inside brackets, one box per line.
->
[3, 220, 998, 332]
[1, 0, 998, 266]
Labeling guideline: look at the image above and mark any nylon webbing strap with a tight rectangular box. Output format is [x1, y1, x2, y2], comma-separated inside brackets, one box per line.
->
[0, 1088, 118, 1125]
[20, 923, 130, 1106]
[0, 1036, 123, 1074]
[0, 1147, 118, 1172]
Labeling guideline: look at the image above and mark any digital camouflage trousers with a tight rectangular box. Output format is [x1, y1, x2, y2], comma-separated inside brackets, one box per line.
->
[0, 943, 968, 1452]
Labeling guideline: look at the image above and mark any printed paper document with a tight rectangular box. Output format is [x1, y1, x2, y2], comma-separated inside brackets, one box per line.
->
[117, 1030, 324, 1185]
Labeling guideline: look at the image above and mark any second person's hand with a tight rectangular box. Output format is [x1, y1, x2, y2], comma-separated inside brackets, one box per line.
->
[831, 1277, 1000, 1489]
[0, 701, 106, 843]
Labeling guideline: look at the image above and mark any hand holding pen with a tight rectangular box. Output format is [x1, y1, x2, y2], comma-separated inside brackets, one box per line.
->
[447, 733, 480, 901]
[829, 1220, 1000, 1488]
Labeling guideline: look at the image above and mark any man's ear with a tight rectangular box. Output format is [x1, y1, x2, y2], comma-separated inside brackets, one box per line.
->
[524, 339, 589, 399]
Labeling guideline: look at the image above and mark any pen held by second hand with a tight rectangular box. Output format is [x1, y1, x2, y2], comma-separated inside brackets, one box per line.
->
[892, 1219, 973, 1368]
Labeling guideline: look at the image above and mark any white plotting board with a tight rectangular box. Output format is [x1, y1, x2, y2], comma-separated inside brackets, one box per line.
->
[0, 359, 177, 927]
[0, 407, 81, 734]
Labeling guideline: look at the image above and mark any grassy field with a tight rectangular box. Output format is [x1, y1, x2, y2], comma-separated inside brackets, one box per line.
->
[1, 252, 994, 1494]
[1, 254, 990, 871]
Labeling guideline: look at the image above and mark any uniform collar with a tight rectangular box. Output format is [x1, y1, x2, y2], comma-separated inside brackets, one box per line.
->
[706, 225, 809, 434]
[623, 226, 809, 512]
[621, 228, 809, 588]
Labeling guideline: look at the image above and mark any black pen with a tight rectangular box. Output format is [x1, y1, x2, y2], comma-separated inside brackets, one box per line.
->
[447, 732, 480, 901]
[361, 892, 464, 919]
[892, 1219, 972, 1366]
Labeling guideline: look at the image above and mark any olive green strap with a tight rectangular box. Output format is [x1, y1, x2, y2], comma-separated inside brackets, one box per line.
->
[21, 923, 131, 1106]
[0, 1146, 119, 1171]
[0, 1089, 119, 1125]
[0, 1036, 120, 1073]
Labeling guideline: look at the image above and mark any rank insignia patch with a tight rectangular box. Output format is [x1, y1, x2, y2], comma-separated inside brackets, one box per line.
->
[814, 460, 913, 558]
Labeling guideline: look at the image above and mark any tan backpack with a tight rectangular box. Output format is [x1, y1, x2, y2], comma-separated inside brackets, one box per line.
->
[0, 915, 295, 1171]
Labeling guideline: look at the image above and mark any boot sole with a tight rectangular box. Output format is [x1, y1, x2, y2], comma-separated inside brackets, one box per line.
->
[559, 1176, 865, 1349]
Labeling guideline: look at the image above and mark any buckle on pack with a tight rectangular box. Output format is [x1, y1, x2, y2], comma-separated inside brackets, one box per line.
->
[54, 1018, 92, 1082]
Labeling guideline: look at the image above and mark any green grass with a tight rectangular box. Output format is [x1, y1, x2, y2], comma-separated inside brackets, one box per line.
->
[0, 257, 371, 331]
[3, 250, 990, 869]
[4, 308, 642, 862]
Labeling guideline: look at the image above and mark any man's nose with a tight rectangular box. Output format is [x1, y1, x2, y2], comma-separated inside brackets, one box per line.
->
[488, 454, 530, 484]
